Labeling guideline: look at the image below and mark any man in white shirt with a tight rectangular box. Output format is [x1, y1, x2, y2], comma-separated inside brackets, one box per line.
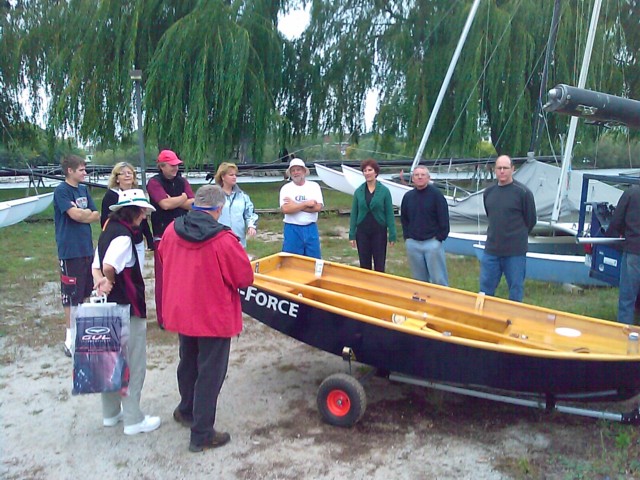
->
[279, 158, 324, 258]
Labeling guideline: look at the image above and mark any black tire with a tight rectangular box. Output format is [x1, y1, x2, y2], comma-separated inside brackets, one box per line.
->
[317, 373, 367, 427]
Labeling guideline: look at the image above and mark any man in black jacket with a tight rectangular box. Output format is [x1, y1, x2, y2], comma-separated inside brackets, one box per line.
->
[606, 186, 640, 325]
[147, 150, 194, 328]
[400, 166, 450, 285]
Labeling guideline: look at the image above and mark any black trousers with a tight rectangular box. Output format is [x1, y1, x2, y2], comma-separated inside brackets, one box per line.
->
[177, 334, 231, 445]
[356, 227, 388, 272]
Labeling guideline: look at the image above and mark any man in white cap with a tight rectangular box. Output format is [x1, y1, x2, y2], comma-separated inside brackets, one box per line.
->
[146, 149, 194, 328]
[279, 158, 324, 258]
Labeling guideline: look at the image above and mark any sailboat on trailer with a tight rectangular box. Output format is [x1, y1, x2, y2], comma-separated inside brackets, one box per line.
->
[242, 253, 640, 427]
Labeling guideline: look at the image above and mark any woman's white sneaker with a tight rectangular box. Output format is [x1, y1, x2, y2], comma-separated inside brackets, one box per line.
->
[123, 415, 161, 435]
[103, 410, 123, 427]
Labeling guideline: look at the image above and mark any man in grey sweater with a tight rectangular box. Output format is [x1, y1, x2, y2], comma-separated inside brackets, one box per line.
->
[479, 155, 537, 302]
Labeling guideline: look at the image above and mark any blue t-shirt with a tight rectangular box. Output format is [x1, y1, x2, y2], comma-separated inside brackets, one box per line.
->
[54, 182, 97, 259]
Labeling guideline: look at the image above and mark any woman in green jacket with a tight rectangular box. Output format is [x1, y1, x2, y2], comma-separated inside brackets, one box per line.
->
[349, 159, 397, 272]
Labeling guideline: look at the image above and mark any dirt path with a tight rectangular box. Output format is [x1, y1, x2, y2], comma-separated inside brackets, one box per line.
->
[1, 273, 636, 479]
[1, 315, 521, 479]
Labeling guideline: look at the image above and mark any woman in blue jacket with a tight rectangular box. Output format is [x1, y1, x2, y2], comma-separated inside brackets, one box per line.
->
[214, 162, 258, 248]
[349, 159, 397, 272]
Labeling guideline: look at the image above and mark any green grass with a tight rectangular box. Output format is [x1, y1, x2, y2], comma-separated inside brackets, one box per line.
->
[0, 183, 636, 478]
[0, 183, 620, 321]
[241, 181, 355, 210]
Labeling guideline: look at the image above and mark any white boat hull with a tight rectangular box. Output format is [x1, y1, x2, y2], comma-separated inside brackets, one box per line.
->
[0, 193, 54, 228]
[314, 163, 356, 195]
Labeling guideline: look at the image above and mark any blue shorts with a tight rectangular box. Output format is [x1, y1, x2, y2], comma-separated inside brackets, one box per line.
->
[282, 223, 321, 259]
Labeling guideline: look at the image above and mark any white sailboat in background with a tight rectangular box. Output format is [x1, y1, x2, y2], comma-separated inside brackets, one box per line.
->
[314, 163, 357, 195]
[0, 192, 54, 228]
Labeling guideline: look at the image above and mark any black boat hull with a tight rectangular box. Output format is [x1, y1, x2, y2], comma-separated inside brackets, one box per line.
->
[241, 285, 640, 401]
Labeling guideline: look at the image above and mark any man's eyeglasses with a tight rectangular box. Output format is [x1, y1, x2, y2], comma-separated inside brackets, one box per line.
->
[495, 167, 511, 171]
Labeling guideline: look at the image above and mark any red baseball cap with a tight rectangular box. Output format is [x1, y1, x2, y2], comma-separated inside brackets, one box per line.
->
[157, 150, 182, 166]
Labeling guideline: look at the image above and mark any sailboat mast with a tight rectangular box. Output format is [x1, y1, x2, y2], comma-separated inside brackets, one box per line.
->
[551, 0, 603, 223]
[409, 0, 483, 175]
[528, 0, 562, 156]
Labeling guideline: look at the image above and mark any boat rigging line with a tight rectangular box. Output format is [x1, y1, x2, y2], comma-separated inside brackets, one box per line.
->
[434, 0, 528, 162]
[409, 0, 483, 177]
[551, 0, 603, 223]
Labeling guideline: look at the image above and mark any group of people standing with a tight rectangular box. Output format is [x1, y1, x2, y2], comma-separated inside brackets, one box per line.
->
[53, 151, 255, 451]
[51, 149, 637, 451]
[348, 155, 536, 304]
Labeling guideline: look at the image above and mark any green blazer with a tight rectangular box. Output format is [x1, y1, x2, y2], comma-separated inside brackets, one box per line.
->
[349, 181, 397, 242]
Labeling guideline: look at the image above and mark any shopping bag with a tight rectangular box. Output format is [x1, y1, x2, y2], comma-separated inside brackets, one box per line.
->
[71, 296, 130, 395]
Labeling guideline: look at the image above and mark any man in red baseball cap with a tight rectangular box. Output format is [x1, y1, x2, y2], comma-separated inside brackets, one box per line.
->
[147, 150, 195, 328]
[156, 149, 183, 166]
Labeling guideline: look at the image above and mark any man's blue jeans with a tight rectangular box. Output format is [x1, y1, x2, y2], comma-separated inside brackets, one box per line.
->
[618, 252, 640, 325]
[479, 253, 526, 302]
[405, 238, 448, 286]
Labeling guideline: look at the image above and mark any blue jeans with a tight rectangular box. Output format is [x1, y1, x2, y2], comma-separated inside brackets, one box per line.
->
[282, 223, 321, 259]
[405, 238, 448, 286]
[479, 253, 526, 302]
[618, 252, 640, 325]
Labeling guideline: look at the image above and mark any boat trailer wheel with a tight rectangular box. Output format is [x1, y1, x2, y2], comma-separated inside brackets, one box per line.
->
[317, 373, 367, 427]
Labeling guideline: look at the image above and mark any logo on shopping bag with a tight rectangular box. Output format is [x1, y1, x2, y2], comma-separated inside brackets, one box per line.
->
[75, 315, 122, 353]
[82, 326, 112, 341]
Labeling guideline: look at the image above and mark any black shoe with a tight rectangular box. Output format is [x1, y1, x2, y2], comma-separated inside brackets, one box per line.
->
[189, 431, 231, 452]
[63, 344, 72, 358]
[173, 408, 193, 428]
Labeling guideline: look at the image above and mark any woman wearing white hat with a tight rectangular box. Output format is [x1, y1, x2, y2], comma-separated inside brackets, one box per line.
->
[91, 189, 161, 436]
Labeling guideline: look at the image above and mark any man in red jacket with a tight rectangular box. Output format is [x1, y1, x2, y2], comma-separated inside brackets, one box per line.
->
[159, 184, 254, 453]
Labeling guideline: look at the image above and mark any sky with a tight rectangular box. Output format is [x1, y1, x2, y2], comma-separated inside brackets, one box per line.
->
[278, 5, 311, 40]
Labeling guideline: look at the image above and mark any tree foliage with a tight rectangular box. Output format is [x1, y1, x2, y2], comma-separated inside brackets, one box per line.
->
[2, 0, 639, 166]
[3, 0, 288, 166]
[299, 0, 638, 157]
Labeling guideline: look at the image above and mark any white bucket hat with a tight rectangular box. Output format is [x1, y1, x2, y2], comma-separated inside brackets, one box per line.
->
[286, 158, 310, 177]
[109, 189, 156, 212]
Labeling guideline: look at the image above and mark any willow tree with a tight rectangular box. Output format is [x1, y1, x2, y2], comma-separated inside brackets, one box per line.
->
[145, 0, 287, 164]
[4, 0, 637, 164]
[299, 0, 635, 157]
[1, 0, 37, 149]
[285, 0, 377, 144]
[5, 0, 291, 166]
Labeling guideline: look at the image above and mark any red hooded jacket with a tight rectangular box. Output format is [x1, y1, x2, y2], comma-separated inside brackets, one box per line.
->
[159, 211, 254, 337]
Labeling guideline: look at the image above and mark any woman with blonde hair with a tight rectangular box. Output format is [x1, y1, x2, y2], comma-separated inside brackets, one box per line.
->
[101, 162, 154, 264]
[213, 162, 258, 248]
